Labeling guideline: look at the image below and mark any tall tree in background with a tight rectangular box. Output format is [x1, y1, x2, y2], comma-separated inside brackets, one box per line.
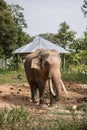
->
[8, 4, 31, 69]
[39, 33, 56, 43]
[9, 4, 31, 48]
[10, 4, 27, 28]
[0, 0, 18, 58]
[80, 0, 87, 65]
[0, 0, 31, 68]
[40, 22, 76, 50]
[0, 0, 31, 59]
[55, 22, 76, 69]
[56, 22, 75, 50]
[82, 0, 87, 17]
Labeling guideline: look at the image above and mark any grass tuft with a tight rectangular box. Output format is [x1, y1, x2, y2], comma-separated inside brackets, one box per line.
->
[0, 107, 87, 130]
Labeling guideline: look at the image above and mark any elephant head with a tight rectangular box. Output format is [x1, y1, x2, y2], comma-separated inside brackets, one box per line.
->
[30, 49, 67, 101]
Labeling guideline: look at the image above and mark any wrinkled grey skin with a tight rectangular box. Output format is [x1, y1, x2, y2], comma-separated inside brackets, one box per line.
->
[24, 49, 62, 106]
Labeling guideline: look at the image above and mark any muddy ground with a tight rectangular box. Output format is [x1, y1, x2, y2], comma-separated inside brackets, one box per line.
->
[0, 82, 87, 111]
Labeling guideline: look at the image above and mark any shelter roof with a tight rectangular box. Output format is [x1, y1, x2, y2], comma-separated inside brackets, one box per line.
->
[13, 36, 69, 54]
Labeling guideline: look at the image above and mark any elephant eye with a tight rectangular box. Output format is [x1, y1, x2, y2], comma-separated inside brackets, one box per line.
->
[45, 61, 49, 67]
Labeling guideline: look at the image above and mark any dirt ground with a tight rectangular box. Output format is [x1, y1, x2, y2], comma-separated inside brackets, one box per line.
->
[0, 82, 87, 111]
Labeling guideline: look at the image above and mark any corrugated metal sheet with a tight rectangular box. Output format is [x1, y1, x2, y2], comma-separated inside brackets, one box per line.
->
[13, 36, 69, 54]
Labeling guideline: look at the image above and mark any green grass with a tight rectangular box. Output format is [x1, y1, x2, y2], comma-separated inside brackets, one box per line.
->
[0, 69, 27, 84]
[61, 70, 87, 83]
[0, 67, 87, 84]
[0, 106, 87, 130]
[61, 64, 87, 83]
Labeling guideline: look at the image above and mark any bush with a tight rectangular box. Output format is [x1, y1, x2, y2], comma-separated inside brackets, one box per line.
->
[61, 69, 87, 83]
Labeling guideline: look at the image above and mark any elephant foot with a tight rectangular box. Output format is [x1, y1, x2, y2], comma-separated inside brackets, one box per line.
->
[39, 100, 47, 108]
[39, 104, 48, 108]
[50, 98, 58, 108]
[32, 99, 38, 103]
[50, 104, 58, 108]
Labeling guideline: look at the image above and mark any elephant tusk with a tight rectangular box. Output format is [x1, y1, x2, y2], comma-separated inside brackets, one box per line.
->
[60, 79, 67, 95]
[49, 78, 56, 96]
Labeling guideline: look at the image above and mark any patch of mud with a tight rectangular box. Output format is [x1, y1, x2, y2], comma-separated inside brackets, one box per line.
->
[0, 82, 87, 111]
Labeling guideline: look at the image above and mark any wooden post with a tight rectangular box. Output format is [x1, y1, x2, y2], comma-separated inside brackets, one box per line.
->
[63, 54, 65, 70]
[15, 54, 18, 69]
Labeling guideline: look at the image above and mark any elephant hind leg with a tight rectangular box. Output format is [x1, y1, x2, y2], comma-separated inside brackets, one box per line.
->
[29, 81, 38, 103]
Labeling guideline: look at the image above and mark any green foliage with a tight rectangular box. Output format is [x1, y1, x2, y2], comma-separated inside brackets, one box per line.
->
[0, 0, 18, 58]
[0, 65, 87, 84]
[0, 107, 87, 130]
[40, 22, 76, 51]
[71, 32, 87, 65]
[9, 4, 31, 49]
[0, 68, 27, 84]
[74, 50, 87, 64]
[6, 106, 28, 130]
[56, 21, 76, 49]
[82, 0, 87, 17]
[0, 0, 31, 60]
[70, 38, 83, 53]
[9, 4, 27, 28]
[61, 65, 87, 83]
[39, 33, 57, 43]
[0, 107, 7, 127]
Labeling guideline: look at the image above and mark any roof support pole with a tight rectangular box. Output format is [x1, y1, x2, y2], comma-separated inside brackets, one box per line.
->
[15, 54, 19, 69]
[63, 54, 65, 70]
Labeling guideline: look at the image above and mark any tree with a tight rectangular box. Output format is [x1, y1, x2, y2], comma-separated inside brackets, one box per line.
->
[39, 33, 56, 43]
[0, 0, 32, 69]
[0, 0, 18, 58]
[54, 22, 75, 69]
[8, 4, 32, 69]
[9, 4, 27, 28]
[82, 0, 87, 17]
[69, 32, 87, 66]
[9, 4, 30, 48]
[78, 0, 87, 65]
[55, 22, 76, 50]
[80, 32, 87, 64]
[0, 0, 31, 58]
[40, 22, 76, 51]
[70, 39, 83, 53]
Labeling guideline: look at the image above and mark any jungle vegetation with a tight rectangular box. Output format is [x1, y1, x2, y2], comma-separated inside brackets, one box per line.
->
[0, 0, 87, 75]
[0, 1, 87, 129]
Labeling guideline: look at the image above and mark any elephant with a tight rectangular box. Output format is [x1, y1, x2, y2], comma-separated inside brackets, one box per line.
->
[24, 48, 67, 107]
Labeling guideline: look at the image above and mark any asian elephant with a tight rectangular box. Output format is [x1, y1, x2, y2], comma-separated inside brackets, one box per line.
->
[24, 49, 67, 107]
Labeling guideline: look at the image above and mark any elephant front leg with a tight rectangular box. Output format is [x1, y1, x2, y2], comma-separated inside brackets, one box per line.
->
[49, 83, 61, 107]
[38, 83, 45, 105]
[29, 81, 38, 103]
[50, 95, 58, 107]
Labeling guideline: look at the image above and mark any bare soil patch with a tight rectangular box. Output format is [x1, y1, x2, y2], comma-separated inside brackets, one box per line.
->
[0, 82, 87, 111]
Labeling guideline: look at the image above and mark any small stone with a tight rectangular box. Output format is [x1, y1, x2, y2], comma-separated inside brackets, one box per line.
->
[72, 105, 77, 111]
[0, 90, 3, 93]
[17, 92, 20, 94]
[10, 87, 14, 90]
[18, 88, 22, 91]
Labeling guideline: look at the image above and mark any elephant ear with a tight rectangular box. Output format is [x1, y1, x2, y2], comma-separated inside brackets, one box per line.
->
[31, 57, 41, 70]
[31, 50, 49, 70]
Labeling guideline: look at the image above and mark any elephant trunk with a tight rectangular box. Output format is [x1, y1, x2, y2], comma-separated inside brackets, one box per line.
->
[53, 75, 61, 101]
[48, 73, 61, 101]
[49, 72, 67, 101]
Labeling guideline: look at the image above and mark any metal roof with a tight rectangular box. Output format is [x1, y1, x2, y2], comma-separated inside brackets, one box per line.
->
[13, 36, 69, 54]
